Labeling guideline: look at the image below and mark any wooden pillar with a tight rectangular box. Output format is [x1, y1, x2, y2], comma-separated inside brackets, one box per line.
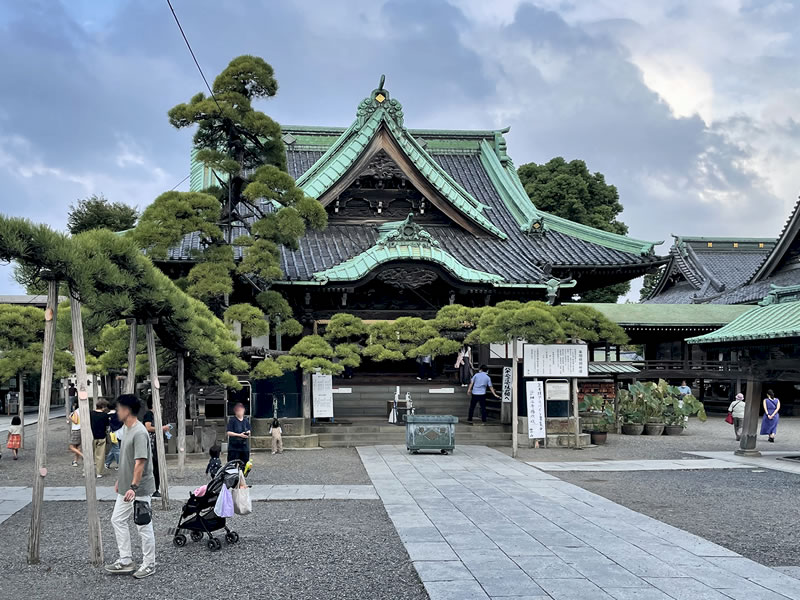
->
[511, 340, 519, 458]
[27, 279, 58, 564]
[736, 376, 762, 456]
[176, 353, 186, 478]
[69, 293, 104, 565]
[124, 319, 137, 395]
[572, 377, 581, 450]
[145, 323, 169, 508]
[17, 373, 24, 449]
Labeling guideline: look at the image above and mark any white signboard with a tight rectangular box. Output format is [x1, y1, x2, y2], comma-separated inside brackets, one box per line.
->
[526, 381, 546, 439]
[490, 340, 525, 360]
[429, 388, 455, 394]
[312, 373, 334, 418]
[546, 380, 570, 401]
[523, 344, 588, 378]
[501, 366, 513, 403]
[332, 388, 352, 394]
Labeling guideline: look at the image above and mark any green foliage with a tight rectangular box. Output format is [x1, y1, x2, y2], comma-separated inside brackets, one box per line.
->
[364, 317, 439, 362]
[250, 357, 285, 379]
[334, 343, 361, 368]
[324, 313, 368, 342]
[67, 194, 138, 235]
[473, 303, 564, 345]
[618, 379, 706, 427]
[408, 337, 462, 359]
[0, 304, 72, 380]
[517, 157, 627, 235]
[639, 269, 664, 302]
[552, 304, 628, 344]
[186, 262, 233, 302]
[133, 191, 221, 259]
[432, 305, 482, 331]
[518, 157, 630, 302]
[282, 335, 343, 374]
[224, 303, 268, 338]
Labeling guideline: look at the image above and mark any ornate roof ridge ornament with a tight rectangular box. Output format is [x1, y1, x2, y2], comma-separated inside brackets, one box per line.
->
[356, 74, 404, 130]
[377, 213, 439, 248]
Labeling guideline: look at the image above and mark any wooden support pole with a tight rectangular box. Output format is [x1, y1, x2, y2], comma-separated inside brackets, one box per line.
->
[572, 377, 581, 449]
[124, 319, 137, 395]
[511, 340, 519, 458]
[145, 323, 169, 508]
[176, 353, 186, 478]
[69, 293, 104, 565]
[92, 373, 99, 409]
[27, 279, 58, 564]
[18, 372, 25, 449]
[736, 376, 762, 457]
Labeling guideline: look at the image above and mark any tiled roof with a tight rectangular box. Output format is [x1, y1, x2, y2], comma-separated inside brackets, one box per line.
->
[645, 237, 773, 304]
[688, 285, 800, 344]
[178, 84, 667, 287]
[588, 362, 640, 375]
[578, 302, 754, 327]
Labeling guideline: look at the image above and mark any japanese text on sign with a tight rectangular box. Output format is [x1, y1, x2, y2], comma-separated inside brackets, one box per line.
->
[523, 344, 588, 378]
[312, 373, 334, 418]
[526, 381, 546, 439]
[501, 366, 512, 403]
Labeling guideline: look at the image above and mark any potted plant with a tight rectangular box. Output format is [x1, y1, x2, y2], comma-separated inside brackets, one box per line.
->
[638, 381, 665, 435]
[617, 387, 645, 435]
[662, 383, 707, 434]
[590, 406, 615, 445]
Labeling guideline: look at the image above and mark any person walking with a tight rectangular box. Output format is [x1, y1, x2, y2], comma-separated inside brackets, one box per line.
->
[105, 401, 123, 470]
[455, 346, 473, 387]
[761, 389, 780, 443]
[90, 399, 110, 478]
[467, 364, 500, 424]
[143, 399, 169, 498]
[6, 415, 22, 460]
[105, 394, 157, 579]
[727, 393, 745, 441]
[270, 418, 283, 455]
[67, 401, 83, 467]
[226, 402, 251, 464]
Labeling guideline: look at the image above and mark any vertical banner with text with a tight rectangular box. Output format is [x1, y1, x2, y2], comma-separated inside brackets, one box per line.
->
[312, 372, 334, 419]
[526, 380, 546, 439]
[501, 366, 512, 403]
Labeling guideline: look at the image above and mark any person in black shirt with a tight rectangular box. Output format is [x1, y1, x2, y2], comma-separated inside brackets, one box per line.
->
[90, 399, 110, 478]
[226, 402, 251, 465]
[105, 400, 124, 470]
[143, 399, 170, 498]
[206, 445, 222, 478]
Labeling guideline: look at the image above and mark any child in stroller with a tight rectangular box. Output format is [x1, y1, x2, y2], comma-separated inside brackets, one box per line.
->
[173, 459, 244, 551]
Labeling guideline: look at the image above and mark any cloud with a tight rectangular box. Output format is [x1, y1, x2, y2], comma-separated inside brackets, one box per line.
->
[0, 0, 798, 296]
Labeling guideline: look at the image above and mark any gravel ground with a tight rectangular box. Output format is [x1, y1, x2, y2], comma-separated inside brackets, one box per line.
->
[558, 468, 800, 567]
[506, 415, 800, 462]
[0, 419, 370, 487]
[2, 500, 427, 600]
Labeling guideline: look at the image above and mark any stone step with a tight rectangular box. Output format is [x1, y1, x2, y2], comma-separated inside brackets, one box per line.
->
[316, 432, 511, 443]
[250, 434, 319, 449]
[311, 424, 511, 434]
[319, 437, 512, 448]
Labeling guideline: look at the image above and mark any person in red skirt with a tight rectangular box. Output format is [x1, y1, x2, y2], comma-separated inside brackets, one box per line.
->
[6, 415, 22, 459]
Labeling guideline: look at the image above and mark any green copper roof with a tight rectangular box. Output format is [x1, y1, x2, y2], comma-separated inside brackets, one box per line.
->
[311, 214, 504, 285]
[293, 85, 506, 239]
[578, 303, 754, 327]
[688, 284, 800, 343]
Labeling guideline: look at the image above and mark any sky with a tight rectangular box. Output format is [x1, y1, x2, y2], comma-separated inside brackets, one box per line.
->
[0, 0, 798, 297]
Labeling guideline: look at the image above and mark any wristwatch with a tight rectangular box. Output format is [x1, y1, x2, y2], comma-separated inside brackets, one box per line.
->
[130, 484, 139, 492]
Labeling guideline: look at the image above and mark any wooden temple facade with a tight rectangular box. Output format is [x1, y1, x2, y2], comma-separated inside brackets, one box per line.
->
[162, 81, 664, 324]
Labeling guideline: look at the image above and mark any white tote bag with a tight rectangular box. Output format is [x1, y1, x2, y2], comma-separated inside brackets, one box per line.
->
[231, 470, 252, 515]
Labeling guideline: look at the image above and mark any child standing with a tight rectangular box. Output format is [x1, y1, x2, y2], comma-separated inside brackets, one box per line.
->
[6, 416, 22, 459]
[206, 445, 222, 478]
[270, 418, 283, 455]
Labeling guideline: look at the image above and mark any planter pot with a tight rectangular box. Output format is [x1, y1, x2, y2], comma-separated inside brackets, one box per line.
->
[590, 431, 608, 445]
[621, 423, 644, 435]
[644, 423, 665, 436]
[664, 425, 685, 436]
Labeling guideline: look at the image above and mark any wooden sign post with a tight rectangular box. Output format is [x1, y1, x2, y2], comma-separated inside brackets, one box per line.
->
[70, 293, 104, 565]
[27, 278, 58, 564]
[145, 322, 169, 508]
[17, 374, 24, 449]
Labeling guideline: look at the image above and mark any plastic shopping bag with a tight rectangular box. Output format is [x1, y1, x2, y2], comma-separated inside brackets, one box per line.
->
[232, 470, 252, 515]
[214, 484, 235, 518]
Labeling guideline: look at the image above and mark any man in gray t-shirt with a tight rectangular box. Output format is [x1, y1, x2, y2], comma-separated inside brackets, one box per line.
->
[104, 395, 157, 579]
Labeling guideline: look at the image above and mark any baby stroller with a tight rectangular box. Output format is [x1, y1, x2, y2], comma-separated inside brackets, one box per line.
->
[173, 459, 244, 552]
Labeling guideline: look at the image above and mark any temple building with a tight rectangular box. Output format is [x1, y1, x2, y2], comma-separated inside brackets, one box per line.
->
[646, 198, 800, 304]
[168, 80, 664, 323]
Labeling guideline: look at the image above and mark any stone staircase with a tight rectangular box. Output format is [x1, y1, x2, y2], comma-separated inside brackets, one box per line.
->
[313, 421, 512, 448]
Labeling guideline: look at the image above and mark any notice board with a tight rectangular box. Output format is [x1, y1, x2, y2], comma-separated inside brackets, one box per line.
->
[312, 373, 334, 419]
[526, 381, 546, 439]
[523, 344, 588, 378]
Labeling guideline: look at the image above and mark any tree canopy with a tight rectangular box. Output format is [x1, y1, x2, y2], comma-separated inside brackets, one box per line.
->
[0, 304, 72, 381]
[517, 157, 630, 302]
[67, 194, 138, 235]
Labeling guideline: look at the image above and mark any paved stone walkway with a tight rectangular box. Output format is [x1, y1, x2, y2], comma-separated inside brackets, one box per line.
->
[688, 451, 800, 476]
[359, 444, 800, 600]
[0, 484, 377, 525]
[0, 406, 65, 433]
[528, 459, 752, 472]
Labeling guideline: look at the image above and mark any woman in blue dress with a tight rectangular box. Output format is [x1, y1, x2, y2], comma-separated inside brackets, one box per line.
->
[760, 389, 780, 442]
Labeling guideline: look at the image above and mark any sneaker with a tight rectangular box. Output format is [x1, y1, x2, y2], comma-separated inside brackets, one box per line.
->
[96, 474, 103, 479]
[152, 490, 161, 498]
[71, 461, 78, 467]
[415, 376, 422, 380]
[104, 560, 136, 575]
[132, 565, 156, 579]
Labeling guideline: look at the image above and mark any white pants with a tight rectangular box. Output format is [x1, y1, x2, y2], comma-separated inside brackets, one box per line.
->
[111, 494, 155, 567]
